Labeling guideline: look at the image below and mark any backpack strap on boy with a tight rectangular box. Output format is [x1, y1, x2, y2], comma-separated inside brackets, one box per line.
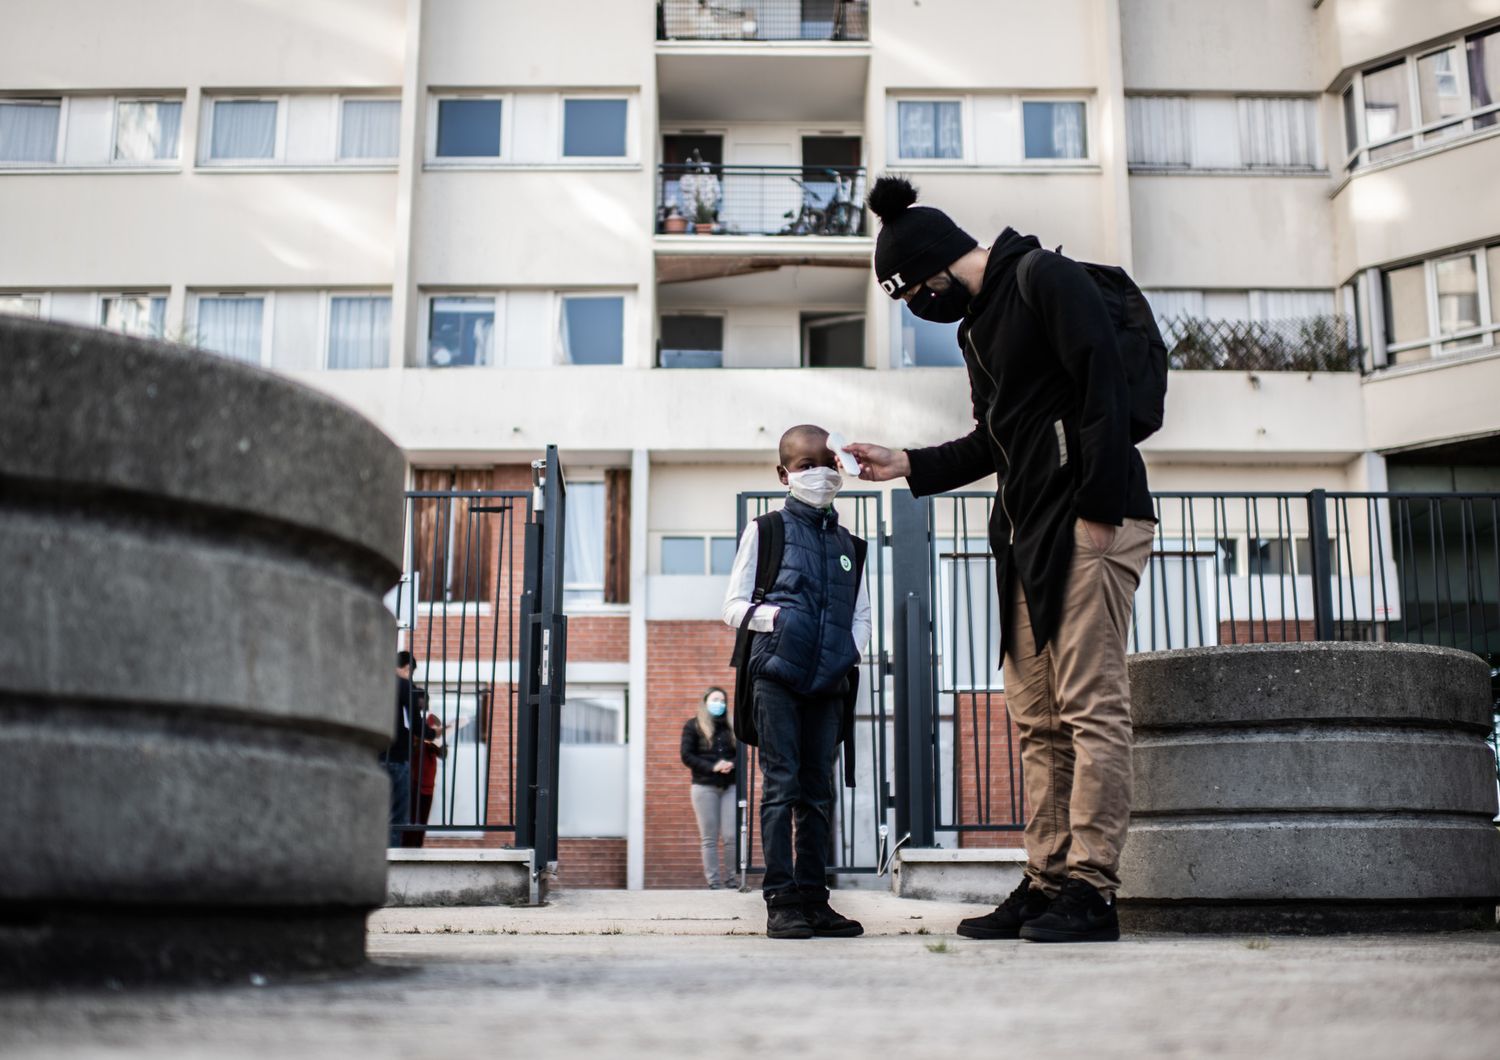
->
[837, 531, 870, 787]
[1014, 245, 1062, 310]
[728, 511, 785, 747]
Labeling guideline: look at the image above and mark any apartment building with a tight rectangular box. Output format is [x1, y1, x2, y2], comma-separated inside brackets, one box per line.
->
[3, 0, 1497, 888]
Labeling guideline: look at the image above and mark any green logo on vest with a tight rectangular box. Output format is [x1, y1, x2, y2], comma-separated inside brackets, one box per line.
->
[840, 555, 853, 572]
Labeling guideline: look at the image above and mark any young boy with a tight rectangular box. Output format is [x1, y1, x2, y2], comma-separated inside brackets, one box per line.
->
[722, 424, 871, 939]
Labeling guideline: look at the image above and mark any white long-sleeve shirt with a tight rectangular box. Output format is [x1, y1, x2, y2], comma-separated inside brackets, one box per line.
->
[720, 518, 873, 654]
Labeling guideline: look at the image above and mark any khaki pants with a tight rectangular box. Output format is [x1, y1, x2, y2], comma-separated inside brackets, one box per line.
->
[1003, 517, 1154, 897]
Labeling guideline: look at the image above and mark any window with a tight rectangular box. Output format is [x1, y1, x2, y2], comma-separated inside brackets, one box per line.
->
[0, 294, 42, 317]
[0, 98, 61, 163]
[195, 295, 266, 364]
[563, 98, 627, 158]
[1126, 95, 1320, 171]
[1248, 537, 1293, 577]
[339, 99, 400, 159]
[327, 295, 391, 369]
[1381, 242, 1500, 365]
[661, 537, 706, 575]
[561, 687, 625, 744]
[560, 295, 624, 365]
[436, 98, 502, 158]
[1294, 537, 1341, 577]
[1217, 538, 1240, 576]
[897, 100, 963, 160]
[1023, 101, 1086, 160]
[114, 100, 181, 162]
[210, 99, 278, 160]
[564, 482, 606, 607]
[427, 296, 494, 367]
[896, 302, 963, 367]
[100, 294, 166, 338]
[709, 536, 736, 576]
[1343, 26, 1500, 169]
[802, 313, 864, 367]
[659, 314, 723, 369]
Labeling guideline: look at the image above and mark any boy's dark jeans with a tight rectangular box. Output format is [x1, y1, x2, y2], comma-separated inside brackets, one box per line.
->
[753, 674, 842, 904]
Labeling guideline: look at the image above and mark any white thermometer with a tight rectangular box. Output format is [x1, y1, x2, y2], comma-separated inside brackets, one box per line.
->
[826, 432, 862, 477]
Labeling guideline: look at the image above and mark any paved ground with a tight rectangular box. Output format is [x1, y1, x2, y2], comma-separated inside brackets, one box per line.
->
[4, 889, 1499, 1059]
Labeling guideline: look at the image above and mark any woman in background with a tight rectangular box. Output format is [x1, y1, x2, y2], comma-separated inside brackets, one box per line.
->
[680, 686, 737, 889]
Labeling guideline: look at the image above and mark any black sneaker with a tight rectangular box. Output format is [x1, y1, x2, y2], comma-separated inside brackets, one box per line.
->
[1019, 878, 1120, 943]
[766, 904, 814, 940]
[803, 898, 864, 938]
[956, 877, 1053, 940]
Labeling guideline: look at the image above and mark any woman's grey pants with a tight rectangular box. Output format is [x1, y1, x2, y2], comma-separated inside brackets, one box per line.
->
[690, 783, 737, 886]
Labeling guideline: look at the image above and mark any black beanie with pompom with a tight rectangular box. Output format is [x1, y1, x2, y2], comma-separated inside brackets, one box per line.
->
[866, 175, 977, 299]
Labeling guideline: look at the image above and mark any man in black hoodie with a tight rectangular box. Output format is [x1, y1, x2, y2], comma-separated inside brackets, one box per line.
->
[846, 177, 1156, 943]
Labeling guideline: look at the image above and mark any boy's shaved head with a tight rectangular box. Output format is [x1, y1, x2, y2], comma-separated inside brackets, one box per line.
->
[779, 424, 829, 466]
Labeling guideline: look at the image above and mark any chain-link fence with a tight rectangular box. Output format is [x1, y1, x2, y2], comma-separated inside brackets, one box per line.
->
[1161, 314, 1362, 372]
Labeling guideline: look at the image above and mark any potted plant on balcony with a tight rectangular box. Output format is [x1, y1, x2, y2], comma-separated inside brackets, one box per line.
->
[662, 205, 688, 234]
[678, 150, 721, 235]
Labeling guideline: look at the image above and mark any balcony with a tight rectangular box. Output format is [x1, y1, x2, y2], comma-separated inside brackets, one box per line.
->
[657, 0, 868, 42]
[1161, 315, 1362, 373]
[656, 164, 867, 239]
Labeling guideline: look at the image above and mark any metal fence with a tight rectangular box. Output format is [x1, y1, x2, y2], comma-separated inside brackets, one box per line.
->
[1161, 313, 1362, 372]
[389, 447, 569, 870]
[658, 164, 867, 237]
[658, 0, 868, 41]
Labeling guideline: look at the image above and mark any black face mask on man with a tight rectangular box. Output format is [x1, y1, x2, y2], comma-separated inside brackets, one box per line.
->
[906, 269, 970, 323]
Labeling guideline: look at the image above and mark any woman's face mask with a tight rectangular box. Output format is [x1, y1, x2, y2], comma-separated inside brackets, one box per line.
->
[786, 466, 843, 508]
[906, 269, 970, 323]
[706, 697, 727, 718]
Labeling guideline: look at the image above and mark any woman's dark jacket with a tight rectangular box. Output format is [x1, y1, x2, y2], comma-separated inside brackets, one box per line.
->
[905, 228, 1154, 661]
[681, 717, 736, 788]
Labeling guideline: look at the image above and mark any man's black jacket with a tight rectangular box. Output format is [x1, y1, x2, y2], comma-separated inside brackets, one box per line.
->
[905, 228, 1154, 661]
[680, 716, 736, 788]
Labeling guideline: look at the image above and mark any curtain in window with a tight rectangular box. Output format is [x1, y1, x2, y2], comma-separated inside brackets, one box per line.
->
[340, 100, 400, 159]
[197, 297, 264, 362]
[1127, 96, 1191, 166]
[1145, 289, 1206, 343]
[1048, 102, 1085, 159]
[1237, 98, 1318, 168]
[1256, 290, 1335, 322]
[101, 295, 167, 337]
[0, 100, 60, 162]
[0, 295, 43, 317]
[327, 296, 391, 369]
[564, 482, 606, 600]
[211, 100, 276, 159]
[899, 101, 961, 159]
[115, 101, 182, 161]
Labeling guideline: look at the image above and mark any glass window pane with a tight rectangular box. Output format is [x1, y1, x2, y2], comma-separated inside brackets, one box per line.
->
[1434, 253, 1480, 337]
[564, 482, 606, 605]
[1417, 48, 1465, 124]
[804, 314, 864, 367]
[709, 537, 737, 576]
[340, 100, 400, 159]
[661, 537, 705, 575]
[328, 295, 391, 369]
[1023, 101, 1087, 160]
[1341, 87, 1359, 155]
[561, 296, 624, 365]
[660, 314, 723, 368]
[1488, 246, 1500, 327]
[563, 99, 627, 157]
[897, 101, 962, 159]
[196, 297, 264, 363]
[1368, 136, 1413, 162]
[101, 295, 166, 338]
[0, 295, 42, 317]
[1362, 61, 1410, 144]
[0, 99, 61, 162]
[427, 297, 494, 366]
[899, 302, 963, 367]
[1383, 263, 1428, 346]
[436, 99, 501, 157]
[1467, 28, 1500, 112]
[115, 101, 181, 161]
[1248, 538, 1292, 577]
[211, 100, 277, 160]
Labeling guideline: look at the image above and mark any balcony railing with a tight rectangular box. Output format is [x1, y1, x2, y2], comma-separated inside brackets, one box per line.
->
[1161, 314, 1363, 372]
[658, 164, 867, 237]
[658, 0, 868, 42]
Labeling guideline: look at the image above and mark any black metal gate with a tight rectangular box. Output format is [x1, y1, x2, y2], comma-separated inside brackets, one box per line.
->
[391, 445, 569, 880]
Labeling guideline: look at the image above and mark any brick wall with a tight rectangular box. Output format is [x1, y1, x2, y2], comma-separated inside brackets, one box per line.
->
[953, 691, 1027, 850]
[1219, 619, 1318, 643]
[555, 838, 628, 889]
[569, 615, 629, 662]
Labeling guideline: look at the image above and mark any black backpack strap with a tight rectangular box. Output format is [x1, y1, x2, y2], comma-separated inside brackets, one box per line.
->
[728, 512, 785, 747]
[751, 510, 783, 603]
[1014, 247, 1046, 310]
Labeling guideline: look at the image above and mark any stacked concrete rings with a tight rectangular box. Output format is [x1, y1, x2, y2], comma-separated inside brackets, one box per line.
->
[1, 318, 404, 983]
[1120, 642, 1500, 933]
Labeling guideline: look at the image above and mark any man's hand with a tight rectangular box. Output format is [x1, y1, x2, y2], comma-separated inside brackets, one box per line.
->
[843, 443, 911, 482]
[1082, 519, 1116, 552]
[713, 760, 734, 774]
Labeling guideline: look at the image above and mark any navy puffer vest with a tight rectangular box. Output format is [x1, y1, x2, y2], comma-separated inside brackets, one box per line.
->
[750, 498, 861, 696]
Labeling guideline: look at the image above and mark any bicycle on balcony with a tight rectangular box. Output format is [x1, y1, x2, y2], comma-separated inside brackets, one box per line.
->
[778, 169, 862, 237]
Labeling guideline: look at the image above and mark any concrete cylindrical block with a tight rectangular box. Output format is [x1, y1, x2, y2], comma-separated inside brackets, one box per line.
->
[1119, 642, 1500, 933]
[1, 318, 404, 983]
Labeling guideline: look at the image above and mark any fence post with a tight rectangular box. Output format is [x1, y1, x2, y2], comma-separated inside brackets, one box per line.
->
[891, 489, 936, 848]
[531, 446, 568, 876]
[1307, 489, 1336, 640]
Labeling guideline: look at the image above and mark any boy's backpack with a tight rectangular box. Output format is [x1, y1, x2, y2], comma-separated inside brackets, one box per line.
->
[727, 511, 867, 784]
[1015, 247, 1168, 444]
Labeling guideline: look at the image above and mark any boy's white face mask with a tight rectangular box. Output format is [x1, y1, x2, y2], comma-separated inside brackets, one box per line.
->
[787, 466, 843, 508]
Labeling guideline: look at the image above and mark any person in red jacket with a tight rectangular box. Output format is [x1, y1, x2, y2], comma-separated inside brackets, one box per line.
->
[403, 711, 445, 848]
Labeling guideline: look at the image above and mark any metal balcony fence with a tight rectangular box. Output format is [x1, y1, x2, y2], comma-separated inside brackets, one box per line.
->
[658, 0, 868, 41]
[1161, 313, 1363, 372]
[658, 164, 867, 237]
